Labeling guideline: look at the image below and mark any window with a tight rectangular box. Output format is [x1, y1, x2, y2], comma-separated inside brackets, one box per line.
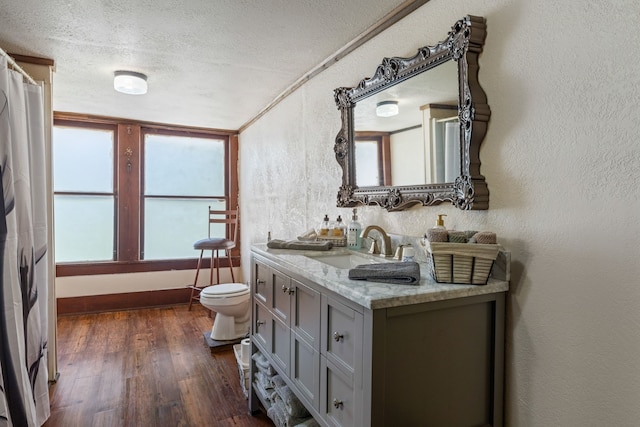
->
[53, 124, 116, 262]
[53, 114, 238, 276]
[142, 130, 226, 260]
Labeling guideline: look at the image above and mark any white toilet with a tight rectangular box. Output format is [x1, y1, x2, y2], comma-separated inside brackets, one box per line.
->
[199, 283, 251, 341]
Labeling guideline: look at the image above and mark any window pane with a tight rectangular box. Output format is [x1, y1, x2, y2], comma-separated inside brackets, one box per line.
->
[143, 198, 227, 260]
[144, 134, 225, 196]
[53, 126, 114, 193]
[355, 140, 380, 186]
[54, 195, 114, 262]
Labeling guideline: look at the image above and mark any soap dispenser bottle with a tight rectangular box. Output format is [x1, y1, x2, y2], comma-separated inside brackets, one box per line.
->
[333, 215, 346, 237]
[319, 214, 330, 237]
[347, 208, 362, 249]
[433, 214, 447, 230]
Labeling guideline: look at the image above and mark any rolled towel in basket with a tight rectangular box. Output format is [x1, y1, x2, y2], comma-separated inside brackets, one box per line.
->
[472, 232, 497, 244]
[426, 228, 448, 242]
[447, 230, 468, 243]
[348, 262, 421, 285]
[267, 239, 333, 251]
[464, 230, 478, 240]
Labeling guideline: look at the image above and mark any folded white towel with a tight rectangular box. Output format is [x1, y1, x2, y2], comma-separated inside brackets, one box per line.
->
[271, 395, 309, 427]
[253, 380, 272, 404]
[278, 384, 309, 418]
[270, 374, 286, 390]
[252, 352, 276, 375]
[254, 371, 273, 391]
[293, 418, 321, 427]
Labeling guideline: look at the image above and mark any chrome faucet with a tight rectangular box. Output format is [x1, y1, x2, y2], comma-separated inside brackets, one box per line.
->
[360, 225, 393, 257]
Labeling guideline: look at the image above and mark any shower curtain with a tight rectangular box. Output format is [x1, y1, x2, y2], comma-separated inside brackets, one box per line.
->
[0, 57, 50, 426]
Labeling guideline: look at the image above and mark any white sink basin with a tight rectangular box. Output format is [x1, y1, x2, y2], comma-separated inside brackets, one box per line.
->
[306, 252, 390, 269]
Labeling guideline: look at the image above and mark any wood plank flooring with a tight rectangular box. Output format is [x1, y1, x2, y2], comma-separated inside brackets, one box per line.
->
[44, 304, 273, 427]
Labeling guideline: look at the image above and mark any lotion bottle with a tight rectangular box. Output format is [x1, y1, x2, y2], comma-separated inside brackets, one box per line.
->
[347, 208, 362, 249]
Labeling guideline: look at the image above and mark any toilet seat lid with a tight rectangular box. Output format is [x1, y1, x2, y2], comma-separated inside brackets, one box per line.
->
[201, 283, 248, 297]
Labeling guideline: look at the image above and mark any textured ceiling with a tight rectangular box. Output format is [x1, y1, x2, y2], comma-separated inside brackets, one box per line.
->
[0, 0, 412, 130]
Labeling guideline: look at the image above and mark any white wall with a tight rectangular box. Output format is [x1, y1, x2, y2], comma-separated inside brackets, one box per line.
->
[239, 0, 640, 425]
[390, 127, 424, 185]
[55, 267, 242, 297]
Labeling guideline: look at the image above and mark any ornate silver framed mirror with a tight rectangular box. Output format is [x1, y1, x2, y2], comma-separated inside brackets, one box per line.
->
[333, 15, 490, 211]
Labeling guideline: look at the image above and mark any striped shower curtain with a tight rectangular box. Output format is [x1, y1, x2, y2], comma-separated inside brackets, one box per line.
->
[0, 56, 50, 426]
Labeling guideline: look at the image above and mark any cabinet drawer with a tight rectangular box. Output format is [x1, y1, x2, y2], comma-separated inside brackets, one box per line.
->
[291, 279, 321, 350]
[271, 315, 290, 374]
[322, 296, 363, 377]
[252, 260, 271, 306]
[252, 301, 271, 351]
[272, 268, 292, 323]
[291, 334, 320, 410]
[321, 357, 361, 427]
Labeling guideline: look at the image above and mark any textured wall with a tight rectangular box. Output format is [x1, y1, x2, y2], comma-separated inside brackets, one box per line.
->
[240, 0, 640, 425]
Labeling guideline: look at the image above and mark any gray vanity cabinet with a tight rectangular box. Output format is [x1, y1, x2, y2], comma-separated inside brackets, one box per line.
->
[250, 252, 506, 427]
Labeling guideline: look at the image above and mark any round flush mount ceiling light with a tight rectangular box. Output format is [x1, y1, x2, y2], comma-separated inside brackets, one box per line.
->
[376, 100, 399, 117]
[113, 70, 148, 95]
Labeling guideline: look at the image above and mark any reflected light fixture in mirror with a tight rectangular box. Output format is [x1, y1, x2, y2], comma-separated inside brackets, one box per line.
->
[114, 70, 148, 95]
[376, 100, 399, 117]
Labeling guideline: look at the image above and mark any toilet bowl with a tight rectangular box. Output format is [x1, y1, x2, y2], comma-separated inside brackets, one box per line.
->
[199, 283, 251, 341]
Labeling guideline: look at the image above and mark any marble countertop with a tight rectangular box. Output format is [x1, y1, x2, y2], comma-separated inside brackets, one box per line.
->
[251, 243, 509, 310]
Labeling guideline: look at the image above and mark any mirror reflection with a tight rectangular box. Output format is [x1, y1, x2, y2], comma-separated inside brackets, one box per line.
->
[354, 60, 459, 187]
[333, 15, 490, 211]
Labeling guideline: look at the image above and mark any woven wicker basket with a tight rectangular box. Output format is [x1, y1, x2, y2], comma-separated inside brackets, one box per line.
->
[425, 241, 500, 285]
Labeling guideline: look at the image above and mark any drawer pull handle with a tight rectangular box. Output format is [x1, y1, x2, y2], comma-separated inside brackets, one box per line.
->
[256, 320, 265, 328]
[257, 279, 266, 286]
[282, 285, 295, 295]
[333, 332, 344, 342]
[332, 398, 343, 409]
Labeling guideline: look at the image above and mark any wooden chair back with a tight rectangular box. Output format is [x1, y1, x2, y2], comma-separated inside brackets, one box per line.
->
[208, 208, 238, 246]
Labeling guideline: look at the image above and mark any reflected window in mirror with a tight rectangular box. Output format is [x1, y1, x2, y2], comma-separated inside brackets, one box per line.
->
[355, 134, 391, 187]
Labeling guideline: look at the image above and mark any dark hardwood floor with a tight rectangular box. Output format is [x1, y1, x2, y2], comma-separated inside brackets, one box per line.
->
[44, 304, 273, 427]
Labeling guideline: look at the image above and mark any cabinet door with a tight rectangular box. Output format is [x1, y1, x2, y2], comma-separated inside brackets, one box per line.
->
[291, 279, 321, 350]
[291, 334, 320, 410]
[252, 301, 271, 352]
[270, 315, 290, 375]
[322, 295, 363, 379]
[252, 260, 271, 306]
[320, 357, 361, 427]
[272, 268, 292, 323]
